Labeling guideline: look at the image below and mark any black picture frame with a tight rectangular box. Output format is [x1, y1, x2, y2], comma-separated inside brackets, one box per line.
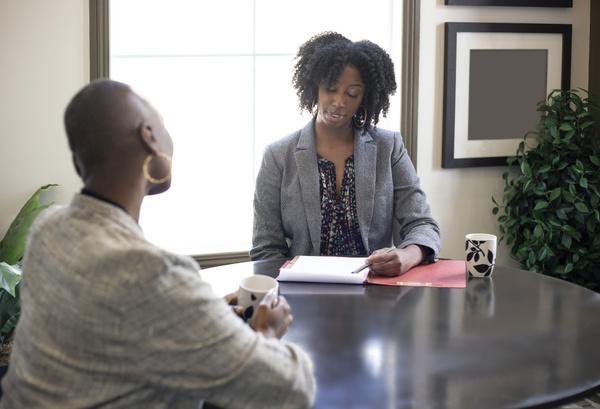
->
[442, 23, 572, 168]
[445, 0, 572, 7]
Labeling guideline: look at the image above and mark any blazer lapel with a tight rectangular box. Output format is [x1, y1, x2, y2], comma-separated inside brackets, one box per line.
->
[354, 129, 376, 252]
[295, 120, 321, 253]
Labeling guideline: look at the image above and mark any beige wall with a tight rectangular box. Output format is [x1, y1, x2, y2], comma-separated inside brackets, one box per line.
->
[0, 0, 89, 235]
[417, 0, 591, 265]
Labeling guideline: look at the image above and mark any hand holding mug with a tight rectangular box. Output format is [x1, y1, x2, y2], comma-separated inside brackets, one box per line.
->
[237, 275, 292, 338]
[252, 289, 293, 339]
[224, 291, 244, 318]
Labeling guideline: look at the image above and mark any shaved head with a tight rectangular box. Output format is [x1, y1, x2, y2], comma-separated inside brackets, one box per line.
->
[63, 79, 174, 215]
[64, 79, 152, 180]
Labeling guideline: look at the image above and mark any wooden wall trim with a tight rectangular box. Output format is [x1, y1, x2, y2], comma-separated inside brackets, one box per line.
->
[401, 0, 421, 167]
[89, 0, 109, 80]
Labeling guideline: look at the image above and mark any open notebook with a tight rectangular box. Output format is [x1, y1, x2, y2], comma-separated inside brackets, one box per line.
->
[277, 256, 466, 288]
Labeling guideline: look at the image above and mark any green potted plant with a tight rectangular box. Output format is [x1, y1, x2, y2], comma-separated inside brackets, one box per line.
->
[0, 184, 56, 367]
[492, 90, 600, 291]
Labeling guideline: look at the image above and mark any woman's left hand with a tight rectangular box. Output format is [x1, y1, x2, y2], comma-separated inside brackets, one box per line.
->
[367, 245, 425, 277]
[224, 291, 244, 317]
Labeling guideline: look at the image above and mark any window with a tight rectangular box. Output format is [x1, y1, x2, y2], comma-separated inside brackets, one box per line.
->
[107, 0, 403, 256]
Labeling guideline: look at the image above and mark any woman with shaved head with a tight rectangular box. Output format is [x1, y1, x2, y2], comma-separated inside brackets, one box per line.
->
[0, 80, 315, 409]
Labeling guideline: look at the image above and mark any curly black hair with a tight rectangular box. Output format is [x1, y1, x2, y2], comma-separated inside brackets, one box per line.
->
[292, 32, 397, 130]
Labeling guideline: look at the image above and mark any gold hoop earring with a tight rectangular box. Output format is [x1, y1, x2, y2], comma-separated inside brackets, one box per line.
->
[353, 107, 367, 128]
[143, 152, 172, 184]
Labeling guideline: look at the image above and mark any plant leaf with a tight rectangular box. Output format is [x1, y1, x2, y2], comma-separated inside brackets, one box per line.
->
[562, 234, 572, 249]
[0, 312, 20, 343]
[520, 160, 532, 177]
[0, 184, 57, 265]
[548, 188, 561, 202]
[556, 208, 567, 220]
[538, 164, 552, 173]
[549, 219, 562, 228]
[538, 247, 548, 261]
[0, 262, 21, 297]
[581, 121, 594, 130]
[575, 202, 589, 213]
[534, 224, 544, 238]
[552, 155, 560, 166]
[563, 225, 577, 236]
[534, 201, 549, 210]
[563, 189, 575, 203]
[0, 290, 20, 342]
[559, 123, 573, 131]
[528, 251, 536, 266]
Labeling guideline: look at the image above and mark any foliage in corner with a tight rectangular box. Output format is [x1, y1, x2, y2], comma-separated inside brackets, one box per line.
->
[0, 184, 57, 343]
[492, 90, 600, 291]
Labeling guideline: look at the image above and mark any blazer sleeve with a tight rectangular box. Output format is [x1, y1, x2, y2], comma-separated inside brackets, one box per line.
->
[124, 250, 316, 409]
[251, 144, 290, 260]
[391, 132, 441, 259]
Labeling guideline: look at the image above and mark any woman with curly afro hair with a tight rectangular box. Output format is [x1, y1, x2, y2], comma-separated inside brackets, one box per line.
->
[251, 32, 440, 277]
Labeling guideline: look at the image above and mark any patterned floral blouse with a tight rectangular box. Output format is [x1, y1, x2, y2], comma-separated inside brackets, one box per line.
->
[318, 155, 367, 256]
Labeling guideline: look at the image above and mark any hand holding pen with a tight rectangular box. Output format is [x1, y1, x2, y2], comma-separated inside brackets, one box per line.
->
[356, 245, 426, 277]
[351, 247, 395, 275]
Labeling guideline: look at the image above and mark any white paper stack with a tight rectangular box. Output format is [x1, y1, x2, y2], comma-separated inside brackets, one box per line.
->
[277, 256, 369, 284]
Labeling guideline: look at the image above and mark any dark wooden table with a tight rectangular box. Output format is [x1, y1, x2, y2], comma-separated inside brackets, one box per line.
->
[202, 260, 600, 409]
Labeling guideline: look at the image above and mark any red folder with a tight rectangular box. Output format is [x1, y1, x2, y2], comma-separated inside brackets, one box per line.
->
[367, 259, 466, 288]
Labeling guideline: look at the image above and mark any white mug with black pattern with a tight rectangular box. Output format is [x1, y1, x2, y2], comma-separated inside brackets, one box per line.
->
[238, 275, 279, 323]
[465, 233, 497, 278]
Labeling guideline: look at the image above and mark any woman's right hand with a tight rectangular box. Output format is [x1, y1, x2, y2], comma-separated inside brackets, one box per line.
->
[251, 291, 293, 339]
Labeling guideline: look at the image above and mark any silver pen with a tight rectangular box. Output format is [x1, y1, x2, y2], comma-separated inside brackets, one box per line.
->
[351, 247, 395, 274]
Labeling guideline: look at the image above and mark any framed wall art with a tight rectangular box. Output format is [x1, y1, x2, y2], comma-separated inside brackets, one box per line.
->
[445, 0, 572, 7]
[442, 23, 571, 168]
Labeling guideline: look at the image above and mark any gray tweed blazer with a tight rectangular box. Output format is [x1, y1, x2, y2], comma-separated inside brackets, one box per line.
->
[251, 119, 440, 260]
